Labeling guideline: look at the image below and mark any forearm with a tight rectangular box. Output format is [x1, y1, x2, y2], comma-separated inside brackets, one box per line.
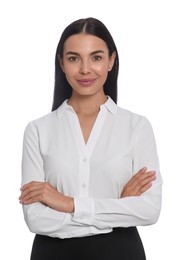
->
[72, 182, 162, 228]
[19, 181, 74, 213]
[58, 195, 74, 213]
[22, 202, 80, 238]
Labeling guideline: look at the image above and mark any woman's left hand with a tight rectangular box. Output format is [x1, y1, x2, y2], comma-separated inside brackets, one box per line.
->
[120, 167, 156, 198]
[19, 181, 74, 213]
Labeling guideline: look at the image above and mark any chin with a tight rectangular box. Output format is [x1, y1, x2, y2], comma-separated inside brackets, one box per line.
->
[73, 87, 103, 97]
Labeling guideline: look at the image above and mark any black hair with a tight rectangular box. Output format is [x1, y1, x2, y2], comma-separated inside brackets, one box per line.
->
[52, 17, 119, 111]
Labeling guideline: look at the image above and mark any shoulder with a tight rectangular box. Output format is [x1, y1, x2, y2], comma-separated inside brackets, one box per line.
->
[106, 97, 152, 130]
[116, 105, 151, 127]
[115, 105, 155, 141]
[25, 110, 57, 131]
[24, 100, 68, 133]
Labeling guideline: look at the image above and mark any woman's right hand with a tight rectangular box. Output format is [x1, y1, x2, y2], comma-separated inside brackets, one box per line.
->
[19, 181, 74, 213]
[121, 167, 156, 198]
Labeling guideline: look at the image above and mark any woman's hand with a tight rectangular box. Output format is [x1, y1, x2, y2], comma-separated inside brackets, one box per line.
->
[121, 167, 156, 198]
[19, 181, 74, 213]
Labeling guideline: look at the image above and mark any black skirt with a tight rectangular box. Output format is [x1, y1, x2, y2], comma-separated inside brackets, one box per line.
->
[30, 227, 146, 260]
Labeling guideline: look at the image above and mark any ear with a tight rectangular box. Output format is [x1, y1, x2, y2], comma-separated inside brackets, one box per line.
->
[108, 51, 116, 71]
[58, 54, 65, 73]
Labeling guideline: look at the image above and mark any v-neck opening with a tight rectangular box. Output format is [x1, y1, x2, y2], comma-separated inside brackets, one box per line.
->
[70, 106, 107, 156]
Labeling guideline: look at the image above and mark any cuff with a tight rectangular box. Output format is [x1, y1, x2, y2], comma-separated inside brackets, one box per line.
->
[72, 197, 94, 225]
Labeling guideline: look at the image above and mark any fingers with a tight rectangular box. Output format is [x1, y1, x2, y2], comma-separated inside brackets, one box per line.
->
[123, 167, 147, 188]
[131, 168, 156, 194]
[19, 189, 42, 204]
[121, 167, 156, 198]
[19, 181, 50, 205]
[19, 181, 74, 213]
[135, 174, 155, 195]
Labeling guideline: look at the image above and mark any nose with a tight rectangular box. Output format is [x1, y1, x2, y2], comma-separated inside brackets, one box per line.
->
[79, 60, 91, 75]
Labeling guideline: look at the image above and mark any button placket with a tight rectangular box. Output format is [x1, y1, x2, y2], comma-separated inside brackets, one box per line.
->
[79, 155, 89, 197]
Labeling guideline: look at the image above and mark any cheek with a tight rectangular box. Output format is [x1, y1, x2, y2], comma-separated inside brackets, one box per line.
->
[64, 66, 78, 78]
[93, 63, 109, 75]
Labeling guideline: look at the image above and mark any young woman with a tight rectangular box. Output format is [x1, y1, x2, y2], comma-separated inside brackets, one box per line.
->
[19, 17, 162, 260]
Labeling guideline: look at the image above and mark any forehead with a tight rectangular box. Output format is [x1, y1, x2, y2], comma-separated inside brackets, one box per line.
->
[63, 33, 108, 53]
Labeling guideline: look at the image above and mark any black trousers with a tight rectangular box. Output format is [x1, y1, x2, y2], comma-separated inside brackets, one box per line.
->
[30, 227, 146, 260]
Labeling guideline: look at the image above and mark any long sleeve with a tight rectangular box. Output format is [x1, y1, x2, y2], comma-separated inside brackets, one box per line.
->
[21, 98, 162, 239]
[21, 122, 84, 238]
[72, 118, 162, 229]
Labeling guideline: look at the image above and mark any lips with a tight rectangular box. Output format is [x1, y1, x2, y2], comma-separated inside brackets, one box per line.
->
[77, 78, 96, 86]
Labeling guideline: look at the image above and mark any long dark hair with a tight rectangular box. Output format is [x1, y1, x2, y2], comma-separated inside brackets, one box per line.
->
[52, 17, 119, 111]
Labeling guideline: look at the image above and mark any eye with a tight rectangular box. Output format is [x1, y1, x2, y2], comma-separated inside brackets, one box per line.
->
[92, 55, 102, 61]
[68, 56, 79, 62]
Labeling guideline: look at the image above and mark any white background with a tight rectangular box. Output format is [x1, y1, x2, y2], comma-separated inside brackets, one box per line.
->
[0, 0, 184, 259]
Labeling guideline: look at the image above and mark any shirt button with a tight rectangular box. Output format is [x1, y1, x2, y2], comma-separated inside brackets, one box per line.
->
[83, 158, 87, 162]
[82, 184, 86, 188]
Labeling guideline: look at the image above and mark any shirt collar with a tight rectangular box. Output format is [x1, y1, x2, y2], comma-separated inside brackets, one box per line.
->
[56, 96, 117, 118]
[101, 96, 117, 115]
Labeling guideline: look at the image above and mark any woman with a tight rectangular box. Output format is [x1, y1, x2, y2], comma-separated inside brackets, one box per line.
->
[19, 17, 162, 260]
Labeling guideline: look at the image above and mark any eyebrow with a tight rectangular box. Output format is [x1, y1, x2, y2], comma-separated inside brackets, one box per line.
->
[65, 50, 105, 56]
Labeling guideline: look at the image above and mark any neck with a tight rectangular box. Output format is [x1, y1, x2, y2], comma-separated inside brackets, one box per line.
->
[68, 93, 107, 115]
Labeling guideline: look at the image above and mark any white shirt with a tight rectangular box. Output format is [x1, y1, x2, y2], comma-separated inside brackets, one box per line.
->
[21, 97, 162, 239]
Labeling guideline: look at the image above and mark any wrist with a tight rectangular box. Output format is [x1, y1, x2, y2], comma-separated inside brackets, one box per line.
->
[65, 196, 74, 213]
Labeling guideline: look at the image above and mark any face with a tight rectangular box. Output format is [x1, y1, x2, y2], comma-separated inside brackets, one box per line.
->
[60, 33, 116, 98]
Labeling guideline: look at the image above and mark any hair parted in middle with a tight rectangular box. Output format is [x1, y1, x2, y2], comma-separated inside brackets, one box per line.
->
[52, 17, 119, 111]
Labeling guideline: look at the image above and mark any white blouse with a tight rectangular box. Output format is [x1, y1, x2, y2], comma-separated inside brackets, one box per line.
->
[21, 97, 162, 239]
